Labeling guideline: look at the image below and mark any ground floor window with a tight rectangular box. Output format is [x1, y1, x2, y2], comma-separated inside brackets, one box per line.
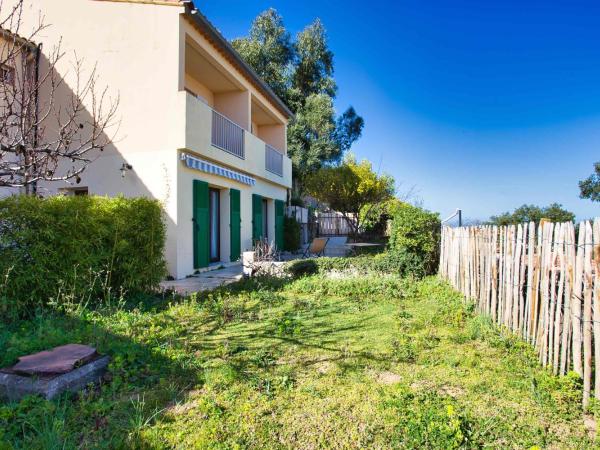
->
[59, 187, 88, 196]
[209, 188, 220, 262]
[261, 198, 268, 240]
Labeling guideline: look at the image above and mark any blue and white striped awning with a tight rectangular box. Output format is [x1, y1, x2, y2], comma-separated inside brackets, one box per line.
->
[180, 153, 256, 186]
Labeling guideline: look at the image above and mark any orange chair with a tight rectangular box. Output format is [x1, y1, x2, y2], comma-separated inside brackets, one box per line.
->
[302, 237, 329, 258]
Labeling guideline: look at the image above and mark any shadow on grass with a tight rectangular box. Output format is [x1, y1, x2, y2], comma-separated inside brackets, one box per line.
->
[1, 273, 396, 448]
[182, 276, 398, 374]
[0, 301, 205, 448]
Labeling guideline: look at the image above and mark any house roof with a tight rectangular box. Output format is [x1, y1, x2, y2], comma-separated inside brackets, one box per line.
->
[182, 2, 294, 119]
[0, 28, 38, 52]
[94, 0, 184, 6]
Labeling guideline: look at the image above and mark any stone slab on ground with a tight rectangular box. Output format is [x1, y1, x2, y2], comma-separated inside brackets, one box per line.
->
[12, 344, 97, 376]
[0, 355, 110, 401]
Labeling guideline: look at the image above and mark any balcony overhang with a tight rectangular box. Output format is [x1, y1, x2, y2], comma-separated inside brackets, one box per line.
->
[182, 1, 294, 121]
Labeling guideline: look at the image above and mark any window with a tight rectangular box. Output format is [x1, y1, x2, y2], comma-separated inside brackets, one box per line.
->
[261, 198, 268, 240]
[209, 188, 220, 262]
[59, 187, 88, 196]
[0, 64, 15, 85]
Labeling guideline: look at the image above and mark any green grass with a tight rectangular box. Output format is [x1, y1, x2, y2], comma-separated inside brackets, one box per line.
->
[0, 275, 595, 448]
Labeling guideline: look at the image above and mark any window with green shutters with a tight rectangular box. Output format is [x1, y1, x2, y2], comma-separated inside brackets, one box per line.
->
[193, 180, 210, 269]
[275, 199, 285, 250]
[229, 189, 241, 262]
[252, 193, 263, 243]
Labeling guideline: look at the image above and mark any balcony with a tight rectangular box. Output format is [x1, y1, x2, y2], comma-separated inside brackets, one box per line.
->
[211, 109, 244, 159]
[183, 91, 291, 188]
[265, 144, 283, 177]
[210, 110, 284, 176]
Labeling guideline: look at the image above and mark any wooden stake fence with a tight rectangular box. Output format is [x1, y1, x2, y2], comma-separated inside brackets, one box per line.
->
[440, 219, 600, 407]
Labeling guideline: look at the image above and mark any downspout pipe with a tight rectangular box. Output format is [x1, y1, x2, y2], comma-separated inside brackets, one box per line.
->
[31, 43, 41, 195]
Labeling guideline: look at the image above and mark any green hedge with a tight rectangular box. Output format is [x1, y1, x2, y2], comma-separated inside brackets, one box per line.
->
[0, 195, 166, 320]
[388, 203, 441, 275]
[285, 250, 426, 279]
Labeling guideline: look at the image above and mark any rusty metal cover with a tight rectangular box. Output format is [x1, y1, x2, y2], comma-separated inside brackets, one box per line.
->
[12, 344, 98, 376]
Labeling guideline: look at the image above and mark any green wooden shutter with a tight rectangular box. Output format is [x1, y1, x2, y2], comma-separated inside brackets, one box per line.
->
[229, 188, 241, 262]
[193, 180, 209, 269]
[252, 193, 263, 243]
[275, 199, 285, 250]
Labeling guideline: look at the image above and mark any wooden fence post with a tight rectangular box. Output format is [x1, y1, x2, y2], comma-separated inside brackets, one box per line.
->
[573, 222, 585, 378]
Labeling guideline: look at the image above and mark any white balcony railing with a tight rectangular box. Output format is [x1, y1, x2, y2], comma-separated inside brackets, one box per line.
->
[265, 144, 283, 176]
[211, 109, 245, 159]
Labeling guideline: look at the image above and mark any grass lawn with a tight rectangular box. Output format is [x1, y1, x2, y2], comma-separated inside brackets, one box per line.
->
[0, 274, 595, 448]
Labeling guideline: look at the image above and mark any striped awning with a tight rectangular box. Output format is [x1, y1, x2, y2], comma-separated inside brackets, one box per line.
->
[180, 153, 256, 186]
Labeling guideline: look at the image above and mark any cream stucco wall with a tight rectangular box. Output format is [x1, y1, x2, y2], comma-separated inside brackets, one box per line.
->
[0, 33, 38, 197]
[7, 0, 185, 275]
[257, 124, 287, 153]
[185, 73, 214, 106]
[214, 90, 250, 131]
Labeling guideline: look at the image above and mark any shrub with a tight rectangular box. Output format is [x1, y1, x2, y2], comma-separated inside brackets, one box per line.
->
[0, 195, 166, 320]
[290, 197, 305, 207]
[359, 198, 403, 236]
[388, 203, 440, 275]
[285, 259, 319, 277]
[285, 250, 426, 279]
[283, 216, 301, 251]
[289, 273, 407, 299]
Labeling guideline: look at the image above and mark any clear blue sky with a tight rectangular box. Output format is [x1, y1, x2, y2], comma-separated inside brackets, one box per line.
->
[201, 0, 599, 222]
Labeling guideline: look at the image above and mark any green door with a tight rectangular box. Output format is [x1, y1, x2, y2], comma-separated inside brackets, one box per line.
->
[193, 180, 209, 269]
[252, 193, 263, 243]
[275, 199, 285, 250]
[230, 189, 241, 262]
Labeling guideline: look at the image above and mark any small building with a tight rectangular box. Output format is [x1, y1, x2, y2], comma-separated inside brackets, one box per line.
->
[2, 0, 293, 279]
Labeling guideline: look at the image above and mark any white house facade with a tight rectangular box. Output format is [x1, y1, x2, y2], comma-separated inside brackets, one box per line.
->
[4, 0, 293, 279]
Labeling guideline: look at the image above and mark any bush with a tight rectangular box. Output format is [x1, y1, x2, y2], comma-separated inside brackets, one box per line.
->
[0, 195, 166, 320]
[388, 203, 440, 275]
[359, 198, 403, 236]
[290, 197, 305, 207]
[285, 250, 426, 279]
[290, 273, 407, 299]
[283, 216, 301, 251]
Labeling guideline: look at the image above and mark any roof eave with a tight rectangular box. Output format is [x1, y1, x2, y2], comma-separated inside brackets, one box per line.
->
[0, 28, 38, 53]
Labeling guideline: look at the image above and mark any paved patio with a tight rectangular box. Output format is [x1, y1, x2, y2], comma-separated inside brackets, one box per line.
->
[160, 264, 243, 295]
[159, 237, 351, 296]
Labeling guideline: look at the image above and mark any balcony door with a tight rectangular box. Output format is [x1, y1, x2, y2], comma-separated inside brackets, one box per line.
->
[261, 198, 268, 240]
[209, 188, 220, 262]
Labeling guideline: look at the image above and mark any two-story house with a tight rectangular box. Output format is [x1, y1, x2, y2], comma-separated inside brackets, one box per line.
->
[9, 0, 293, 279]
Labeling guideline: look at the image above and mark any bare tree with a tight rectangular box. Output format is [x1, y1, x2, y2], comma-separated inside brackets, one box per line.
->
[0, 0, 119, 193]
